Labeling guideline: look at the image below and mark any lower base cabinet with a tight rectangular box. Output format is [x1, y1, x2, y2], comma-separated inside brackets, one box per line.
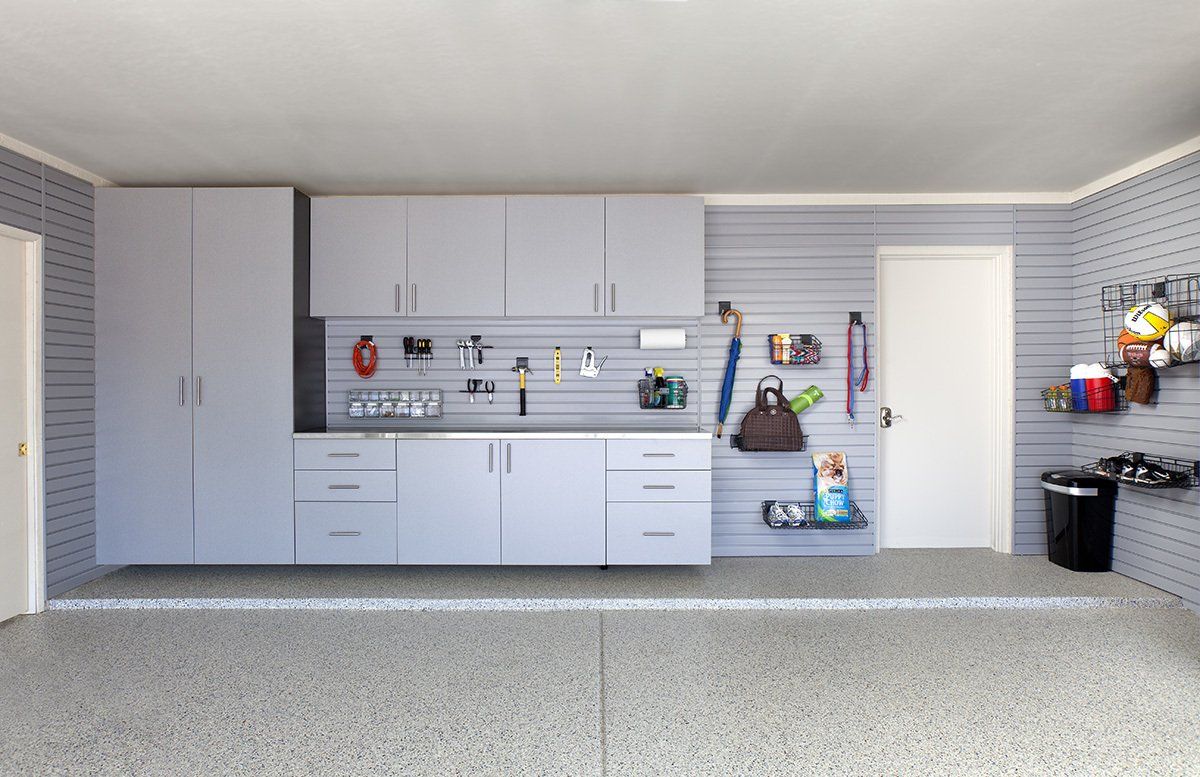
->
[396, 439, 501, 564]
[295, 503, 398, 564]
[606, 503, 712, 565]
[501, 439, 607, 565]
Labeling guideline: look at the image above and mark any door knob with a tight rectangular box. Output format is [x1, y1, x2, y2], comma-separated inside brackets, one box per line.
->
[880, 407, 904, 428]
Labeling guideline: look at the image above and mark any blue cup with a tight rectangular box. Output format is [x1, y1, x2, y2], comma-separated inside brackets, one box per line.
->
[1070, 378, 1089, 411]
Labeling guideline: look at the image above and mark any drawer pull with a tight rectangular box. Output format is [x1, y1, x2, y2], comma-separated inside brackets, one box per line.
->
[326, 453, 360, 458]
[328, 531, 362, 537]
[327, 484, 361, 490]
[642, 453, 676, 458]
[643, 531, 676, 537]
[642, 485, 676, 490]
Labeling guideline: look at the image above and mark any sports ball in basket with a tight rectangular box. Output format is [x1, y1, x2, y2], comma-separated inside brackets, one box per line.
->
[1116, 329, 1143, 362]
[1147, 344, 1173, 368]
[1162, 320, 1200, 362]
[1120, 340, 1159, 367]
[1124, 303, 1171, 341]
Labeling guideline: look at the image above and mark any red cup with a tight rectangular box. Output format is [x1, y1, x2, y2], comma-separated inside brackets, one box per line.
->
[1085, 377, 1116, 411]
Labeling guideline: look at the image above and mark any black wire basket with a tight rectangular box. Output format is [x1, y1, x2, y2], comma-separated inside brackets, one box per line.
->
[1101, 273, 1200, 369]
[1040, 377, 1128, 413]
[767, 334, 822, 365]
[760, 500, 869, 529]
[637, 378, 688, 409]
[1081, 452, 1199, 490]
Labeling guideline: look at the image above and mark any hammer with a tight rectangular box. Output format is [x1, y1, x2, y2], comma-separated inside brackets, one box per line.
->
[511, 357, 532, 416]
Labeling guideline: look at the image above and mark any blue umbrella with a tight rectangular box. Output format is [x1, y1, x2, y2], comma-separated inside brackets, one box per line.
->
[716, 308, 743, 438]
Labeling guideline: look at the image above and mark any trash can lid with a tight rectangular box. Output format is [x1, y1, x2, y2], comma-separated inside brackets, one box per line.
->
[1041, 470, 1118, 492]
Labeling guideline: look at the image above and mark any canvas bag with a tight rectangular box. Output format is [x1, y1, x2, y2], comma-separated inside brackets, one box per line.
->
[737, 375, 805, 451]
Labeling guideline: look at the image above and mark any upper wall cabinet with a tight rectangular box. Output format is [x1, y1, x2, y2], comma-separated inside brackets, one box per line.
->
[407, 197, 506, 317]
[604, 196, 704, 317]
[506, 196, 605, 317]
[311, 197, 407, 317]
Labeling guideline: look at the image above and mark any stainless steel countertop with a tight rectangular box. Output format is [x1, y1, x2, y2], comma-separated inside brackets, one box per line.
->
[294, 428, 713, 440]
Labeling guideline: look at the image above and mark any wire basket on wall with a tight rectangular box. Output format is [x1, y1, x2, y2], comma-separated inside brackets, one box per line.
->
[1101, 273, 1200, 368]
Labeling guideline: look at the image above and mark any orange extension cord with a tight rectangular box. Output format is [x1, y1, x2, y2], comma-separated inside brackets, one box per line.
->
[353, 338, 378, 378]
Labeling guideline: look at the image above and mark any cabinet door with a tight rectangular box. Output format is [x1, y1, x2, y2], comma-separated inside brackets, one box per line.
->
[396, 440, 500, 563]
[407, 197, 505, 316]
[501, 440, 606, 565]
[95, 189, 195, 564]
[310, 197, 406, 317]
[192, 188, 296, 563]
[505, 197, 604, 316]
[604, 196, 704, 317]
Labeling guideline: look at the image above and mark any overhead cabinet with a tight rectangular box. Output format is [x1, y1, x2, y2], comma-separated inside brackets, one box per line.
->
[310, 195, 704, 318]
[310, 197, 407, 317]
[96, 187, 322, 565]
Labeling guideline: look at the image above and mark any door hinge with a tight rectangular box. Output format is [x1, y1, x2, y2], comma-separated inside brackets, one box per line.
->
[18, 442, 29, 457]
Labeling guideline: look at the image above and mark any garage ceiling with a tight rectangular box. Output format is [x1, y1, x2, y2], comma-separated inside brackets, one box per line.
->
[3, 0, 1200, 194]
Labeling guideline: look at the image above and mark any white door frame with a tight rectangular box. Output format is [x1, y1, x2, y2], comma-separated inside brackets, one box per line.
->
[1, 223, 46, 613]
[874, 245, 1015, 554]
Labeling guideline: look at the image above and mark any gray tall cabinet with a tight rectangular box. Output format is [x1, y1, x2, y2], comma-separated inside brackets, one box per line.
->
[96, 187, 321, 564]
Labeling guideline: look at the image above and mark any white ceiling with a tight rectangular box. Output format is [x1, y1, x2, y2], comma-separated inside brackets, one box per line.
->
[3, 0, 1200, 195]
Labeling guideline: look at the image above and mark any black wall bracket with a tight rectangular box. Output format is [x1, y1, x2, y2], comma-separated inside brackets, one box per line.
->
[848, 311, 863, 325]
[718, 300, 732, 315]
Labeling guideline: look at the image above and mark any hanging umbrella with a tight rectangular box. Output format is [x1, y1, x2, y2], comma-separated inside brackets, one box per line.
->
[715, 308, 743, 438]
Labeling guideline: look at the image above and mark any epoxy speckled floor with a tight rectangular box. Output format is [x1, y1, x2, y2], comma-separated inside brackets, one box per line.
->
[2, 607, 1198, 775]
[60, 550, 1173, 601]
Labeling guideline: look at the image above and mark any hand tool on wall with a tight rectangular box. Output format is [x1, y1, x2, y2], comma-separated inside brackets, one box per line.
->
[471, 335, 491, 366]
[512, 357, 532, 416]
[715, 304, 743, 438]
[403, 336, 415, 369]
[579, 347, 605, 378]
[456, 339, 470, 369]
[462, 378, 482, 403]
[484, 380, 495, 405]
[554, 346, 562, 384]
[353, 335, 378, 379]
[846, 312, 869, 427]
[416, 338, 432, 375]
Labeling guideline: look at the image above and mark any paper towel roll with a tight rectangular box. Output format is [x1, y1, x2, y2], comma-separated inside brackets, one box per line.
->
[639, 328, 687, 350]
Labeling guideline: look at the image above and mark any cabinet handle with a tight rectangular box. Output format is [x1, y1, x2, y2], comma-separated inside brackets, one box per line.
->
[594, 283, 599, 313]
[643, 531, 675, 537]
[506, 443, 512, 474]
[195, 376, 202, 406]
[327, 484, 361, 490]
[489, 443, 494, 473]
[642, 484, 676, 490]
[328, 531, 362, 537]
[411, 283, 417, 312]
[179, 376, 185, 406]
[642, 453, 676, 458]
[326, 453, 360, 458]
[395, 283, 401, 313]
[610, 282, 616, 312]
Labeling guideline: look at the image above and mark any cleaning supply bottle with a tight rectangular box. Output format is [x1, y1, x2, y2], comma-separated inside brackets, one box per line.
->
[789, 385, 824, 414]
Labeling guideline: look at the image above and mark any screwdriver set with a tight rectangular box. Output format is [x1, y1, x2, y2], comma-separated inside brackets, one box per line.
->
[403, 336, 434, 375]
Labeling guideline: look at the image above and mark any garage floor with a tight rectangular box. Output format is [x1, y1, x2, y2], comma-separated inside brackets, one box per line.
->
[4, 552, 1197, 775]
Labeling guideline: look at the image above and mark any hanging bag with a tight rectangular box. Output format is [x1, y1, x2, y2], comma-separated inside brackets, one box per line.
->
[735, 375, 805, 451]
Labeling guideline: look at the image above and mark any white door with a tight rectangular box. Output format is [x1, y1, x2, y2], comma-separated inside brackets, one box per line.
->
[0, 235, 30, 621]
[878, 250, 1001, 548]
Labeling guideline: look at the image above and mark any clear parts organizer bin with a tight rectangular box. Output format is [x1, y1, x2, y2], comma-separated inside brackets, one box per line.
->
[348, 389, 442, 419]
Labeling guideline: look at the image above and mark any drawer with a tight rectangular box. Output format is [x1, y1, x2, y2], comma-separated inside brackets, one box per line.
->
[295, 502, 398, 564]
[606, 470, 711, 502]
[294, 469, 397, 502]
[606, 439, 711, 471]
[294, 439, 396, 470]
[606, 503, 711, 565]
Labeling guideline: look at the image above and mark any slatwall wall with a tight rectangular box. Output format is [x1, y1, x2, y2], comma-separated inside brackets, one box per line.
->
[0, 146, 108, 596]
[1072, 152, 1200, 609]
[324, 319, 701, 429]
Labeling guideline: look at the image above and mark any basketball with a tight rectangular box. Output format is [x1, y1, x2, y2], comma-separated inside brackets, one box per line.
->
[1124, 303, 1172, 341]
[1163, 320, 1200, 362]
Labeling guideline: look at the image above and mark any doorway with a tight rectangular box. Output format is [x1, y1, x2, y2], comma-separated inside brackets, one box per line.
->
[0, 227, 44, 621]
[876, 246, 1014, 551]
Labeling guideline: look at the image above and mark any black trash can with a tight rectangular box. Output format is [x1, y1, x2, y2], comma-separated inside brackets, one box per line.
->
[1041, 470, 1119, 572]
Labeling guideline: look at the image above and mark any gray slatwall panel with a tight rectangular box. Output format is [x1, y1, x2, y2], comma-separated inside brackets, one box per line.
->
[702, 206, 877, 556]
[1071, 151, 1200, 611]
[325, 319, 701, 429]
[1013, 205, 1075, 554]
[0, 147, 111, 597]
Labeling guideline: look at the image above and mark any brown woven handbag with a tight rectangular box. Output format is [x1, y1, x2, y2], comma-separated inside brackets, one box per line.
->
[736, 375, 805, 451]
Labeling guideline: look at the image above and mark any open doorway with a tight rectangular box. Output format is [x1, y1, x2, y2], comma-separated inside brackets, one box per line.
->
[0, 225, 45, 621]
[876, 245, 1015, 552]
